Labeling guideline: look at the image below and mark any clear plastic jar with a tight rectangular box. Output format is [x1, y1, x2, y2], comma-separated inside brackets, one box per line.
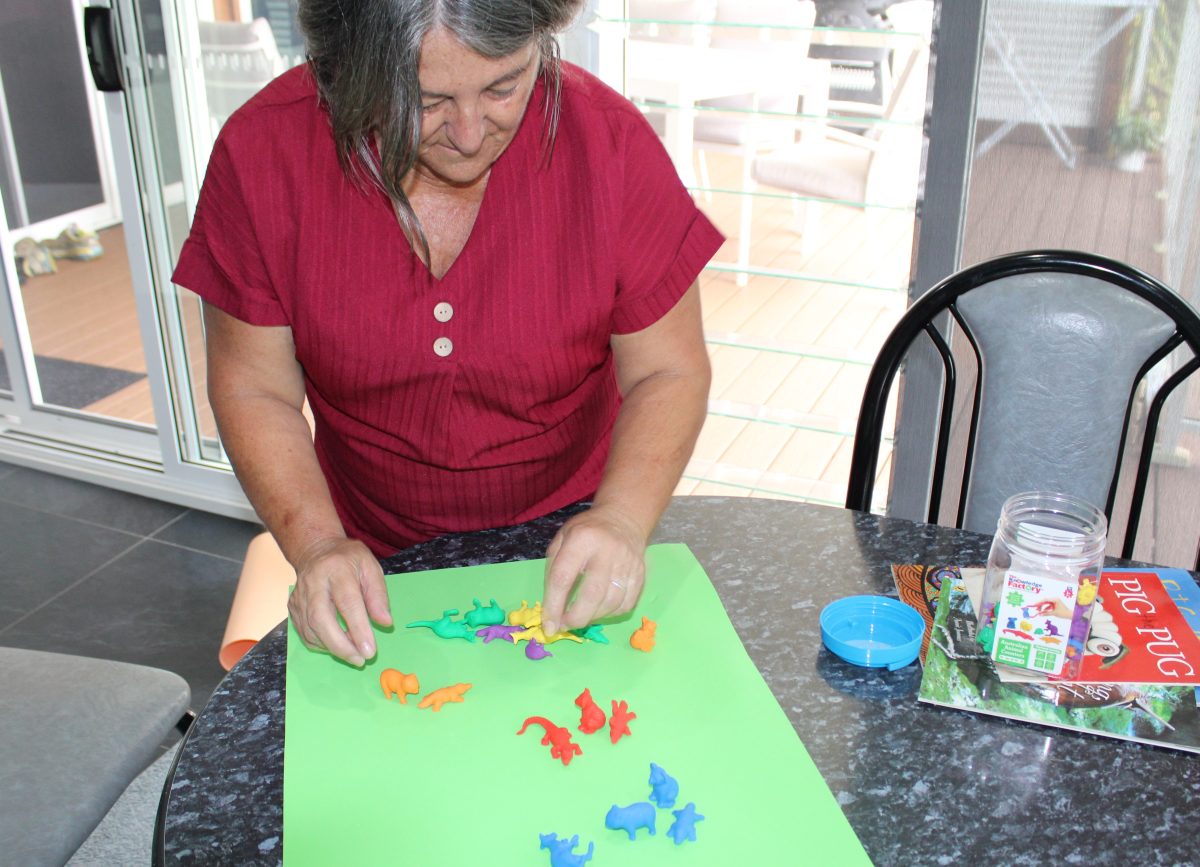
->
[976, 491, 1107, 681]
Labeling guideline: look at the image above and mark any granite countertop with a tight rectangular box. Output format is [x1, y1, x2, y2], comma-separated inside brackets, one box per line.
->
[163, 497, 1200, 865]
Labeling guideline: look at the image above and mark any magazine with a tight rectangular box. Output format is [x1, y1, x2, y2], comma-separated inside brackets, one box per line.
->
[910, 565, 1200, 754]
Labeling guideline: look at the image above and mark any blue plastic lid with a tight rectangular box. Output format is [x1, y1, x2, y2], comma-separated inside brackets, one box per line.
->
[820, 595, 924, 670]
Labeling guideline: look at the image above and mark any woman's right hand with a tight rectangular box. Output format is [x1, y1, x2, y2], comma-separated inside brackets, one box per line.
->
[286, 536, 392, 666]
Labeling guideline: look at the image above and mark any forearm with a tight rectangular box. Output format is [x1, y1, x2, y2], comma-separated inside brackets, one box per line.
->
[591, 366, 709, 542]
[214, 393, 345, 568]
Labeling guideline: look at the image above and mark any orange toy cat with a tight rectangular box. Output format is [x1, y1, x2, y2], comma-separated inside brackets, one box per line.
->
[379, 668, 420, 704]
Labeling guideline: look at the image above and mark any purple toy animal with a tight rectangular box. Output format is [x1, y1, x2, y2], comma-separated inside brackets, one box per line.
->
[605, 802, 656, 840]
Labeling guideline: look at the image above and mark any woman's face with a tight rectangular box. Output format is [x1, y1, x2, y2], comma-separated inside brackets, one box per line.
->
[415, 26, 540, 187]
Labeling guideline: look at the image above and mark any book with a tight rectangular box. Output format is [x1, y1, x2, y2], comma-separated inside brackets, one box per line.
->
[901, 564, 1200, 754]
[894, 564, 1200, 685]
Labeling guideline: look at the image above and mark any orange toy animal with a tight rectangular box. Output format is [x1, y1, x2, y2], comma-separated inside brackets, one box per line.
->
[379, 668, 420, 704]
[418, 682, 473, 711]
[629, 617, 657, 652]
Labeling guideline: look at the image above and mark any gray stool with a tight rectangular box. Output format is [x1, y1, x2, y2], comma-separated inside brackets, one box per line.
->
[0, 647, 192, 866]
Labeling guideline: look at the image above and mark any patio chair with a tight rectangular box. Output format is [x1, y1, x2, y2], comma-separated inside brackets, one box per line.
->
[747, 4, 928, 259]
[690, 0, 819, 286]
[0, 646, 193, 866]
[844, 250, 1200, 567]
[197, 17, 283, 136]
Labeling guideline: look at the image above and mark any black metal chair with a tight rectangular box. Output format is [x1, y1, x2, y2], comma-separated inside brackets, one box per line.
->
[845, 250, 1200, 567]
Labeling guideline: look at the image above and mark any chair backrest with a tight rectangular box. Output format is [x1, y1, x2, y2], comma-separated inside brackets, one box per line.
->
[846, 250, 1200, 564]
[198, 18, 283, 126]
[627, 0, 718, 46]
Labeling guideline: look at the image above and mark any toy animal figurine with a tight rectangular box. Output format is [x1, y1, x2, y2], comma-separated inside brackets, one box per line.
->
[406, 610, 476, 641]
[517, 716, 583, 766]
[575, 689, 606, 734]
[608, 699, 636, 744]
[648, 762, 679, 808]
[543, 629, 584, 645]
[667, 802, 704, 845]
[604, 802, 656, 840]
[465, 598, 506, 628]
[379, 668, 420, 704]
[512, 625, 546, 644]
[539, 832, 594, 866]
[525, 639, 553, 660]
[417, 682, 472, 711]
[476, 624, 523, 643]
[508, 600, 543, 628]
[629, 617, 657, 652]
[570, 624, 609, 644]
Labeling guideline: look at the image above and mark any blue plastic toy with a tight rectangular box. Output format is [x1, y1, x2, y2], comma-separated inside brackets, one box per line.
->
[648, 762, 679, 808]
[539, 832, 594, 866]
[605, 802, 656, 840]
[667, 802, 705, 845]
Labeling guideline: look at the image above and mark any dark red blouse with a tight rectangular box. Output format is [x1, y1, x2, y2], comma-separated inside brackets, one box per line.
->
[173, 62, 724, 555]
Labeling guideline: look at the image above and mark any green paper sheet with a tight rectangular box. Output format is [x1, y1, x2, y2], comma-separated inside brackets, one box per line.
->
[283, 543, 868, 865]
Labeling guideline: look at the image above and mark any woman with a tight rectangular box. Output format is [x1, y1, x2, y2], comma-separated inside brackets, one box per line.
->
[173, 0, 723, 666]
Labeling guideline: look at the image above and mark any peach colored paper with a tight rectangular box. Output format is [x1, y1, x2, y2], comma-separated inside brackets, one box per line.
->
[219, 532, 294, 670]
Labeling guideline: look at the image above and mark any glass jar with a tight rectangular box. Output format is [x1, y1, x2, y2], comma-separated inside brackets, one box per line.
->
[976, 491, 1107, 681]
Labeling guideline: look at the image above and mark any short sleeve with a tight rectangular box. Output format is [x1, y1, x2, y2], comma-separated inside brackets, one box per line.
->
[611, 112, 725, 334]
[171, 133, 290, 326]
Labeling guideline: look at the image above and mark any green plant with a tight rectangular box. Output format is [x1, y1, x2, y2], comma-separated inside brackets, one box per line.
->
[1109, 112, 1162, 154]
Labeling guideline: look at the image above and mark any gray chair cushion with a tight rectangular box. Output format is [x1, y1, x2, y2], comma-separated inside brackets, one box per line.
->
[956, 272, 1177, 534]
[0, 647, 190, 867]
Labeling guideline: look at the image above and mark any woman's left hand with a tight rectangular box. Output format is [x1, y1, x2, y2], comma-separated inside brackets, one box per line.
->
[541, 505, 647, 636]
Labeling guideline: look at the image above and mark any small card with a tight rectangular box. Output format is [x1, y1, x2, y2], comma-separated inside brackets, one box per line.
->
[991, 569, 1077, 675]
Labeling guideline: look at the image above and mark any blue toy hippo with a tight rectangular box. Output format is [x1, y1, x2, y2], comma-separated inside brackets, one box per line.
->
[605, 802, 656, 840]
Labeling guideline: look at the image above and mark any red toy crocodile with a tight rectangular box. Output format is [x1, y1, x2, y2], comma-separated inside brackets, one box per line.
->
[517, 716, 583, 766]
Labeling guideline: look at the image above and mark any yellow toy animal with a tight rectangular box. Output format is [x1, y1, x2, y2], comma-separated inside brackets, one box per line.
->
[419, 682, 473, 711]
[379, 668, 420, 704]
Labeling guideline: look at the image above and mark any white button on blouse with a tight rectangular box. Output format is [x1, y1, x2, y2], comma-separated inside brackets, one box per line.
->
[433, 302, 454, 323]
[433, 337, 453, 357]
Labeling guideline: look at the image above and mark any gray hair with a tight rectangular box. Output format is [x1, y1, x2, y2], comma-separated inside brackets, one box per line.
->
[299, 0, 585, 261]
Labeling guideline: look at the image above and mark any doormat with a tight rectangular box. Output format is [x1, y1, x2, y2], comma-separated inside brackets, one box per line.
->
[0, 354, 146, 410]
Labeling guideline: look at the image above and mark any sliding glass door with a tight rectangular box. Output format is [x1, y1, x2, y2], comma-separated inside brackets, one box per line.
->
[0, 0, 248, 517]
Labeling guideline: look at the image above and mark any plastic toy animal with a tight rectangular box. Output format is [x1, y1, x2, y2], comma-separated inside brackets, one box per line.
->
[629, 617, 656, 652]
[418, 682, 472, 711]
[570, 624, 609, 644]
[406, 610, 475, 641]
[648, 762, 679, 808]
[517, 716, 583, 766]
[509, 600, 543, 628]
[604, 802, 656, 840]
[538, 832, 594, 866]
[609, 699, 636, 744]
[465, 598, 506, 628]
[476, 624, 523, 643]
[525, 639, 553, 660]
[667, 802, 705, 845]
[512, 626, 546, 644]
[379, 668, 419, 704]
[575, 689, 606, 734]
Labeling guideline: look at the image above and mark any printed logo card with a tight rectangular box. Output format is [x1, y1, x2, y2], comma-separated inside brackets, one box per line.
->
[991, 569, 1077, 675]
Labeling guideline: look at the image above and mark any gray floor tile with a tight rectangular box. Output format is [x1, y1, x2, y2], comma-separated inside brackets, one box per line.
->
[0, 465, 186, 536]
[0, 503, 140, 630]
[152, 509, 263, 561]
[1, 538, 238, 709]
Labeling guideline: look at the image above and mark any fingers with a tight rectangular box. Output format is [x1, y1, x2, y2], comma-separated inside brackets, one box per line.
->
[542, 509, 647, 635]
[289, 539, 390, 667]
[542, 533, 587, 637]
